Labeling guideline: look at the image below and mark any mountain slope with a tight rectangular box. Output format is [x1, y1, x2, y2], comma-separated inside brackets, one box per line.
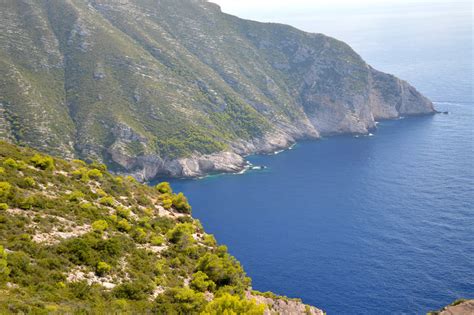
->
[0, 0, 434, 180]
[0, 140, 323, 314]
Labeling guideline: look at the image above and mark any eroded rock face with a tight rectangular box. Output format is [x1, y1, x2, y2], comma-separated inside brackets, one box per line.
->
[0, 0, 434, 180]
[430, 300, 474, 315]
[246, 292, 324, 315]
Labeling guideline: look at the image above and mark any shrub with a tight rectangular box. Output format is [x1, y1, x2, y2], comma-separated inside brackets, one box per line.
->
[190, 271, 216, 292]
[132, 228, 147, 243]
[0, 245, 10, 281]
[203, 234, 217, 247]
[72, 159, 87, 166]
[23, 177, 36, 188]
[113, 280, 154, 300]
[202, 293, 265, 315]
[155, 288, 207, 314]
[172, 193, 192, 214]
[0, 203, 8, 211]
[117, 219, 131, 232]
[197, 252, 249, 290]
[87, 169, 103, 179]
[150, 235, 164, 246]
[3, 158, 18, 169]
[99, 196, 115, 207]
[114, 176, 124, 185]
[162, 198, 173, 209]
[167, 223, 195, 246]
[116, 206, 131, 218]
[0, 167, 5, 174]
[96, 261, 112, 276]
[71, 168, 89, 182]
[68, 191, 85, 202]
[92, 220, 108, 233]
[0, 182, 12, 198]
[156, 182, 172, 194]
[30, 154, 54, 170]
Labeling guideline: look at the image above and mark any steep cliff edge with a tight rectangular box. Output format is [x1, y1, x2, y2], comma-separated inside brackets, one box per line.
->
[0, 141, 324, 313]
[0, 0, 434, 180]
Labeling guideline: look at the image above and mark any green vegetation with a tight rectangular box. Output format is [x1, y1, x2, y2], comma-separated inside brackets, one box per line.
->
[0, 141, 280, 313]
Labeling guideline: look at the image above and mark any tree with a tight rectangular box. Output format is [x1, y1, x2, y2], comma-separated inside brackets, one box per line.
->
[156, 182, 172, 194]
[172, 192, 192, 214]
[202, 294, 265, 315]
[155, 287, 206, 314]
[190, 271, 216, 292]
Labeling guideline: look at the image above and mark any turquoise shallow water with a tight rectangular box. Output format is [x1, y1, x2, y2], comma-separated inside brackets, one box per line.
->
[159, 2, 473, 314]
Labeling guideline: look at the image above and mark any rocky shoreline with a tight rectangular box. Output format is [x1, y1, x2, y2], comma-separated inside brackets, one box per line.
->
[122, 110, 436, 182]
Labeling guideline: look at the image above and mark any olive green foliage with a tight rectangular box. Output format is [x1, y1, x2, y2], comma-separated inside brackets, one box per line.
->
[96, 261, 112, 276]
[0, 141, 266, 313]
[91, 220, 108, 233]
[155, 287, 207, 313]
[87, 169, 103, 179]
[172, 192, 192, 214]
[202, 294, 265, 315]
[156, 182, 172, 194]
[190, 271, 216, 292]
[0, 245, 10, 281]
[31, 154, 55, 170]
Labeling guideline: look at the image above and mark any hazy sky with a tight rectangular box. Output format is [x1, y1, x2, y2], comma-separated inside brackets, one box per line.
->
[210, 0, 471, 24]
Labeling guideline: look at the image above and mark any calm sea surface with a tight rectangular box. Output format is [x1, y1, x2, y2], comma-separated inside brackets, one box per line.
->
[162, 2, 473, 314]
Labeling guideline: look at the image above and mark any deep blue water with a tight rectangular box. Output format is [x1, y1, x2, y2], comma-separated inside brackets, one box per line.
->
[162, 2, 473, 314]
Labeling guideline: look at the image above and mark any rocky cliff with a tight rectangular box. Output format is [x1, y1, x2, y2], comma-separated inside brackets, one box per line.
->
[0, 0, 435, 180]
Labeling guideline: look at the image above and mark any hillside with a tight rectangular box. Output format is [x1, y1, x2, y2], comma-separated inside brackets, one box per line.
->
[0, 0, 434, 180]
[0, 140, 323, 314]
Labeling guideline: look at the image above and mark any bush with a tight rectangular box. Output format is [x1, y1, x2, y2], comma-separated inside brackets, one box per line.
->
[92, 220, 109, 233]
[96, 261, 112, 276]
[155, 288, 207, 314]
[0, 245, 10, 281]
[88, 169, 103, 179]
[3, 158, 18, 169]
[167, 223, 195, 246]
[202, 293, 265, 315]
[133, 228, 147, 243]
[117, 219, 132, 232]
[172, 193, 192, 214]
[68, 191, 85, 202]
[30, 154, 54, 170]
[116, 206, 131, 218]
[0, 167, 5, 174]
[0, 203, 8, 211]
[23, 177, 36, 188]
[113, 280, 154, 300]
[190, 271, 216, 292]
[99, 196, 115, 207]
[150, 235, 164, 246]
[197, 252, 250, 290]
[0, 182, 12, 199]
[162, 198, 173, 209]
[156, 182, 172, 194]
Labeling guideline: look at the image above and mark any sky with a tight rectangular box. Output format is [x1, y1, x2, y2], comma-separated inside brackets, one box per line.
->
[210, 0, 472, 25]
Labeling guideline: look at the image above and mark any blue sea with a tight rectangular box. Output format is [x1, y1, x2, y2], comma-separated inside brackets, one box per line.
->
[165, 2, 473, 314]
